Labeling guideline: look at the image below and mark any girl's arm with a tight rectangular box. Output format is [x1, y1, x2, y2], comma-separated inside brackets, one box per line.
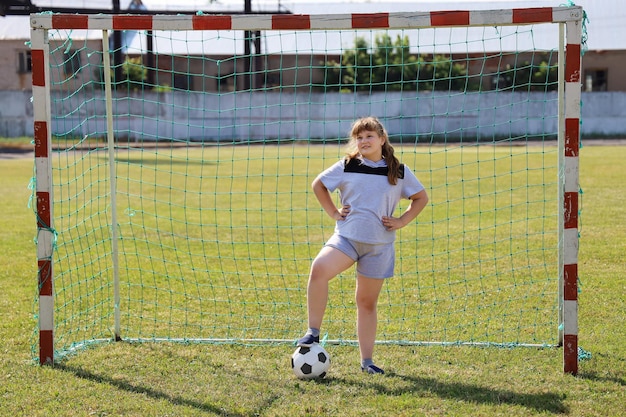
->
[312, 177, 350, 221]
[382, 189, 429, 231]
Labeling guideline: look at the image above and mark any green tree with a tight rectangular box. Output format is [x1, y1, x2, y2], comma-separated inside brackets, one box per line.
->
[326, 34, 418, 92]
[532, 59, 559, 90]
[325, 34, 478, 92]
[118, 56, 147, 91]
[93, 56, 147, 91]
[415, 54, 477, 91]
[493, 53, 558, 91]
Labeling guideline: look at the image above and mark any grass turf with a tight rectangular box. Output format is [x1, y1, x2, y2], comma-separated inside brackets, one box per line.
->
[0, 144, 624, 416]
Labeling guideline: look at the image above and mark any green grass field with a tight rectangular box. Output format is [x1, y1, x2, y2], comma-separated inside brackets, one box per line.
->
[0, 143, 624, 416]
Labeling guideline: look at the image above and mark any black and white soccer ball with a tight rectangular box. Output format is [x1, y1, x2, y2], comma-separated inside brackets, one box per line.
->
[291, 344, 331, 379]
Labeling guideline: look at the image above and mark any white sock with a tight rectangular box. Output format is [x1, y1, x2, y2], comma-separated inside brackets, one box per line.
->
[307, 328, 320, 337]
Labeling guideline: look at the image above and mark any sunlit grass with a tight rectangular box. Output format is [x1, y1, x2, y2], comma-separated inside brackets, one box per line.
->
[0, 145, 624, 416]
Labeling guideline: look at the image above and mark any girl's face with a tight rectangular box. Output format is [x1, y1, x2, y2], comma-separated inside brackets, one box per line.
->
[354, 129, 385, 161]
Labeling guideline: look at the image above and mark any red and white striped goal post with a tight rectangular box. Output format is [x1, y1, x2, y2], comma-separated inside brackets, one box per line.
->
[30, 6, 584, 374]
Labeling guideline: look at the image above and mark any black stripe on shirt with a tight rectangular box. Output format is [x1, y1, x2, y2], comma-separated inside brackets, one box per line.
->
[344, 158, 405, 179]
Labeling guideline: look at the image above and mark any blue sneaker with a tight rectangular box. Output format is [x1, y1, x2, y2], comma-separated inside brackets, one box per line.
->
[296, 333, 319, 347]
[361, 364, 385, 374]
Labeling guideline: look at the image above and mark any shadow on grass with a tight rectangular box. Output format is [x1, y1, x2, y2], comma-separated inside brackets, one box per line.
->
[57, 361, 569, 415]
[578, 352, 626, 386]
[56, 363, 278, 417]
[327, 372, 569, 414]
[100, 155, 216, 166]
[580, 370, 626, 386]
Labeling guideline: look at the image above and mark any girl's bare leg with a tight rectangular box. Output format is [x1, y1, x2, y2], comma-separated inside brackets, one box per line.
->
[306, 246, 354, 329]
[355, 274, 385, 362]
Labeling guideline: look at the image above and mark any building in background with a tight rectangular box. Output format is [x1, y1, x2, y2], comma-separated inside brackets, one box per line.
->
[0, 0, 624, 92]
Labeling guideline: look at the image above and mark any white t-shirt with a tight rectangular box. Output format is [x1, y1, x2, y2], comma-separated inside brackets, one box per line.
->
[316, 156, 425, 244]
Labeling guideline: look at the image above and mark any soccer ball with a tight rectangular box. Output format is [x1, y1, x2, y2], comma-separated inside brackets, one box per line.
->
[291, 344, 331, 379]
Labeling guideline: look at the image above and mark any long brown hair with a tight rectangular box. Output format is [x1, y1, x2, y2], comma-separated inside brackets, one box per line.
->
[346, 116, 401, 185]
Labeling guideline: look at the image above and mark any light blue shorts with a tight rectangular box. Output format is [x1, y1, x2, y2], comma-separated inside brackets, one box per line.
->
[325, 233, 395, 279]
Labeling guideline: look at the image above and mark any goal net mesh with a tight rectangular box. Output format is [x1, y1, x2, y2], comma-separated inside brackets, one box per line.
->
[31, 11, 571, 360]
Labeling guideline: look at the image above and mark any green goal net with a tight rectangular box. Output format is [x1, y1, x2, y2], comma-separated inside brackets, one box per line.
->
[30, 8, 583, 364]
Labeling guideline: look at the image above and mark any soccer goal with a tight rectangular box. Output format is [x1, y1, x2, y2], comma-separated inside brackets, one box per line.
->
[30, 6, 583, 374]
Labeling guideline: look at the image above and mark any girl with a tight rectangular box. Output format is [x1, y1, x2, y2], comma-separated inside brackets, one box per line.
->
[297, 116, 429, 374]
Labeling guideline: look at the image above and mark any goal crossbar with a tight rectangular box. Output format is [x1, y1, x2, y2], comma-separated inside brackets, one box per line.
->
[29, 8, 583, 31]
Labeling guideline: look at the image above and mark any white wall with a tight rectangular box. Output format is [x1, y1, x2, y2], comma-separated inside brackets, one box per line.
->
[1, 90, 625, 139]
